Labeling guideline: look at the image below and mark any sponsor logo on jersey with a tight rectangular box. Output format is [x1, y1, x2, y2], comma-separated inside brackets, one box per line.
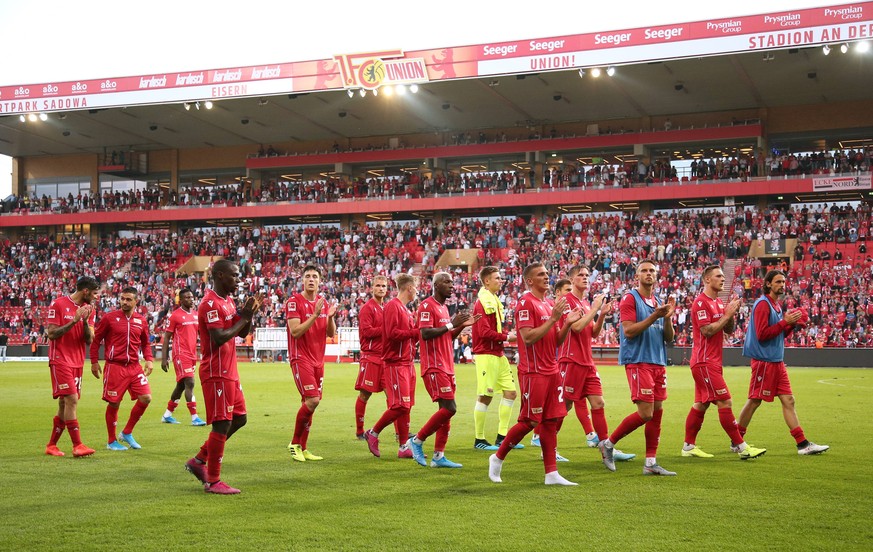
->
[304, 384, 315, 391]
[640, 388, 653, 395]
[532, 407, 543, 414]
[227, 405, 234, 413]
[206, 310, 219, 323]
[288, 301, 297, 311]
[58, 383, 69, 390]
[440, 386, 452, 393]
[697, 310, 707, 320]
[518, 310, 529, 321]
[420, 311, 431, 322]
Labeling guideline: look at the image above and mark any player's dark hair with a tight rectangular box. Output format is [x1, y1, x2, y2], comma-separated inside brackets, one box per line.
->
[568, 264, 590, 278]
[76, 276, 99, 291]
[178, 287, 193, 297]
[121, 286, 138, 297]
[636, 259, 657, 271]
[523, 262, 544, 281]
[554, 278, 571, 293]
[702, 265, 722, 279]
[763, 269, 785, 294]
[212, 259, 234, 277]
[302, 264, 321, 277]
[479, 266, 500, 283]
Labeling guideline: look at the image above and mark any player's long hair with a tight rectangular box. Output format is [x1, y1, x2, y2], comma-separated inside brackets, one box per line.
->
[763, 269, 785, 295]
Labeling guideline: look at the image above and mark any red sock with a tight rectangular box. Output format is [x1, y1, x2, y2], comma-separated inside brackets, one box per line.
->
[65, 419, 82, 446]
[609, 412, 647, 445]
[292, 404, 313, 445]
[300, 411, 313, 450]
[737, 424, 747, 438]
[644, 408, 664, 458]
[206, 432, 227, 484]
[790, 426, 806, 445]
[105, 406, 119, 443]
[496, 422, 533, 460]
[684, 407, 706, 445]
[186, 401, 197, 415]
[373, 407, 404, 434]
[575, 400, 594, 434]
[591, 408, 609, 441]
[166, 400, 178, 413]
[539, 420, 559, 474]
[416, 408, 455, 441]
[49, 416, 65, 446]
[434, 421, 451, 453]
[396, 411, 410, 444]
[717, 407, 744, 446]
[196, 439, 209, 463]
[355, 397, 367, 434]
[122, 400, 149, 434]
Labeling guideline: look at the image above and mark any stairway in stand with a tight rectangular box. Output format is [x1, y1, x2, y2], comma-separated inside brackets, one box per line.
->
[721, 258, 742, 302]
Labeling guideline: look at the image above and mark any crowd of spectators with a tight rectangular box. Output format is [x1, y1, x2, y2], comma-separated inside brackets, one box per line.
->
[4, 145, 871, 216]
[0, 202, 870, 352]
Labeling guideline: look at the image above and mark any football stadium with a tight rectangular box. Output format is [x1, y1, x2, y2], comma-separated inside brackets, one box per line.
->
[1, 1, 872, 550]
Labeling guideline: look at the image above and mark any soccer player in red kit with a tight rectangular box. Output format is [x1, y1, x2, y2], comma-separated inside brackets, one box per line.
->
[160, 288, 206, 426]
[488, 263, 580, 485]
[407, 272, 476, 468]
[557, 265, 635, 461]
[682, 266, 766, 460]
[363, 274, 419, 459]
[45, 276, 99, 458]
[286, 265, 336, 462]
[354, 275, 389, 439]
[598, 260, 676, 476]
[738, 269, 829, 455]
[184, 259, 262, 494]
[90, 287, 154, 451]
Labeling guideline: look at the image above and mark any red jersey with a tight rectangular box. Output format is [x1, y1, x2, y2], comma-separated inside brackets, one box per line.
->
[557, 292, 595, 367]
[90, 309, 153, 365]
[690, 292, 725, 367]
[619, 291, 658, 323]
[358, 298, 384, 363]
[285, 293, 328, 367]
[471, 297, 507, 357]
[416, 296, 455, 375]
[382, 297, 418, 364]
[199, 288, 241, 381]
[167, 307, 198, 364]
[515, 291, 558, 375]
[47, 295, 96, 368]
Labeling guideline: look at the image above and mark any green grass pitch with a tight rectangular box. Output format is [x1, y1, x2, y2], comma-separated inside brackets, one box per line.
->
[1, 360, 871, 551]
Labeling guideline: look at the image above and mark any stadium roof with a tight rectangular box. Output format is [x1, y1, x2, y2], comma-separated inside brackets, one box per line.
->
[3, 46, 871, 160]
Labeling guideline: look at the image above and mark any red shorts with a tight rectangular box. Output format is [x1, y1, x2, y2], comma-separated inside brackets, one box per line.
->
[691, 364, 732, 403]
[201, 378, 247, 423]
[354, 358, 384, 393]
[50, 363, 83, 399]
[422, 370, 456, 402]
[748, 360, 793, 402]
[291, 362, 324, 399]
[518, 372, 567, 423]
[383, 363, 416, 409]
[560, 361, 603, 401]
[102, 362, 151, 403]
[624, 363, 667, 403]
[173, 358, 197, 382]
